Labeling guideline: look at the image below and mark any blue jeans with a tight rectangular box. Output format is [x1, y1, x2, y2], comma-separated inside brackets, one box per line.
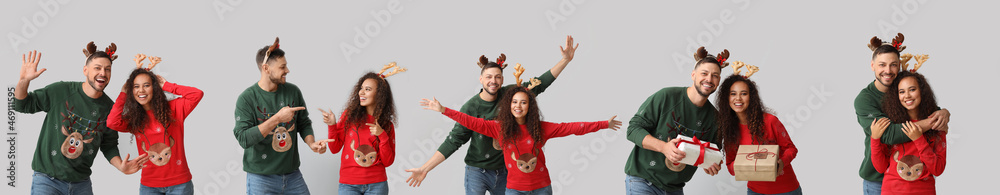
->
[140, 181, 194, 195]
[863, 180, 882, 195]
[464, 165, 507, 195]
[338, 181, 389, 195]
[506, 185, 552, 195]
[31, 171, 93, 195]
[625, 174, 683, 195]
[748, 187, 803, 195]
[246, 169, 310, 195]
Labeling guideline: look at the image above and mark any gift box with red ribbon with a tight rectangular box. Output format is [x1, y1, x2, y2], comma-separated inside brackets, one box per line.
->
[675, 135, 724, 169]
[734, 145, 779, 181]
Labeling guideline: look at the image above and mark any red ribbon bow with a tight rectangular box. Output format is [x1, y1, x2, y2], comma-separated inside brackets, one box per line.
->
[675, 136, 719, 167]
[892, 42, 902, 50]
[737, 145, 776, 171]
[717, 58, 727, 65]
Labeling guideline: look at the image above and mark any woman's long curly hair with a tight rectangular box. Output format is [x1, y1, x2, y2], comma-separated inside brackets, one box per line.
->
[343, 72, 397, 132]
[495, 87, 543, 146]
[122, 68, 173, 135]
[716, 74, 771, 153]
[883, 71, 942, 142]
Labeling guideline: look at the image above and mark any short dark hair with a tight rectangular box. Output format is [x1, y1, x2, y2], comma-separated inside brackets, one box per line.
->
[695, 56, 723, 69]
[86, 51, 113, 65]
[481, 62, 504, 74]
[871, 45, 900, 60]
[255, 46, 285, 69]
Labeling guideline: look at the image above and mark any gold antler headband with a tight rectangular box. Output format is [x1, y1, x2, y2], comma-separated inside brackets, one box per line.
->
[133, 54, 162, 71]
[899, 53, 929, 73]
[378, 62, 407, 79]
[731, 61, 759, 78]
[512, 63, 541, 90]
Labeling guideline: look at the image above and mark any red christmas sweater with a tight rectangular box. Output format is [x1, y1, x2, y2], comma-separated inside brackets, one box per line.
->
[442, 108, 609, 191]
[107, 82, 203, 187]
[871, 120, 947, 195]
[327, 110, 395, 185]
[724, 113, 799, 194]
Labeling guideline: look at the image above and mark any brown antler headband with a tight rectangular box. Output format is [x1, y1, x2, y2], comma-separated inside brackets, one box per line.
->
[867, 33, 906, 52]
[261, 37, 280, 64]
[82, 41, 118, 61]
[477, 53, 509, 70]
[693, 46, 730, 68]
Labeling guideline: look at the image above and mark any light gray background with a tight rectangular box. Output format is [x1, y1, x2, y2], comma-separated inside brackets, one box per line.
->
[3, 0, 996, 194]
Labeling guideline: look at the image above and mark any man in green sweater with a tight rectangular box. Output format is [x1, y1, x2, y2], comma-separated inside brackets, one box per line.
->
[404, 36, 579, 195]
[232, 40, 327, 194]
[15, 46, 147, 195]
[624, 47, 726, 195]
[855, 35, 950, 195]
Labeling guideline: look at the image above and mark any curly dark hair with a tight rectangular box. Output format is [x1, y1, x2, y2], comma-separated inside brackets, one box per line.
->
[495, 87, 544, 146]
[343, 72, 397, 132]
[716, 74, 771, 153]
[121, 68, 173, 135]
[883, 71, 942, 141]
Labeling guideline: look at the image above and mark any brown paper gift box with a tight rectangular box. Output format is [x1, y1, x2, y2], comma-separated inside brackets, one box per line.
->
[734, 145, 779, 181]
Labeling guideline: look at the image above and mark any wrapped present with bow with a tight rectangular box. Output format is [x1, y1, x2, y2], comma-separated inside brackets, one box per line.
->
[675, 135, 724, 169]
[734, 145, 779, 181]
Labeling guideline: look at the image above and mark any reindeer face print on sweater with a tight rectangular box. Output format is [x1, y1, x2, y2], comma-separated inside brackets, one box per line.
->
[58, 102, 103, 159]
[271, 125, 296, 152]
[351, 140, 378, 167]
[512, 152, 538, 173]
[60, 126, 93, 159]
[144, 137, 175, 166]
[894, 151, 925, 181]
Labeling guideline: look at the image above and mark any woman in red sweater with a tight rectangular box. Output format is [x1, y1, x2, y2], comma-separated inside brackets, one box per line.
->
[716, 73, 801, 195]
[420, 83, 621, 195]
[870, 70, 947, 195]
[317, 67, 403, 195]
[106, 55, 204, 195]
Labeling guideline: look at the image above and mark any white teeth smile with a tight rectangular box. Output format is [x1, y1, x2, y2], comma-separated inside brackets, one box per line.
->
[734, 103, 743, 106]
[360, 97, 367, 101]
[139, 95, 148, 98]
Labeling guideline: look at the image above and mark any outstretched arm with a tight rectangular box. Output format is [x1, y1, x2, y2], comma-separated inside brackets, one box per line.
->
[549, 35, 579, 78]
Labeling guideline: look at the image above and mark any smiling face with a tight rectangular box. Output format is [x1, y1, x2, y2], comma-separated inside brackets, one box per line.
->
[132, 73, 153, 109]
[871, 53, 901, 88]
[84, 57, 112, 92]
[144, 142, 173, 166]
[728, 81, 750, 114]
[897, 76, 921, 112]
[691, 62, 722, 97]
[480, 67, 503, 96]
[359, 78, 378, 107]
[510, 92, 529, 120]
[265, 57, 289, 84]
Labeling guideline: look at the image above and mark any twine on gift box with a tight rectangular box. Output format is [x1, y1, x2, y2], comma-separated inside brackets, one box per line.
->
[737, 145, 776, 171]
[675, 136, 719, 167]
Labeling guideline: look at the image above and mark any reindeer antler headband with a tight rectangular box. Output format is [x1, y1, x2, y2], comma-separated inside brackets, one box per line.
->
[512, 63, 541, 90]
[868, 33, 906, 52]
[378, 62, 407, 79]
[262, 37, 280, 64]
[133, 54, 162, 71]
[899, 53, 929, 73]
[731, 61, 760, 78]
[477, 53, 509, 70]
[82, 41, 119, 61]
[693, 46, 730, 68]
